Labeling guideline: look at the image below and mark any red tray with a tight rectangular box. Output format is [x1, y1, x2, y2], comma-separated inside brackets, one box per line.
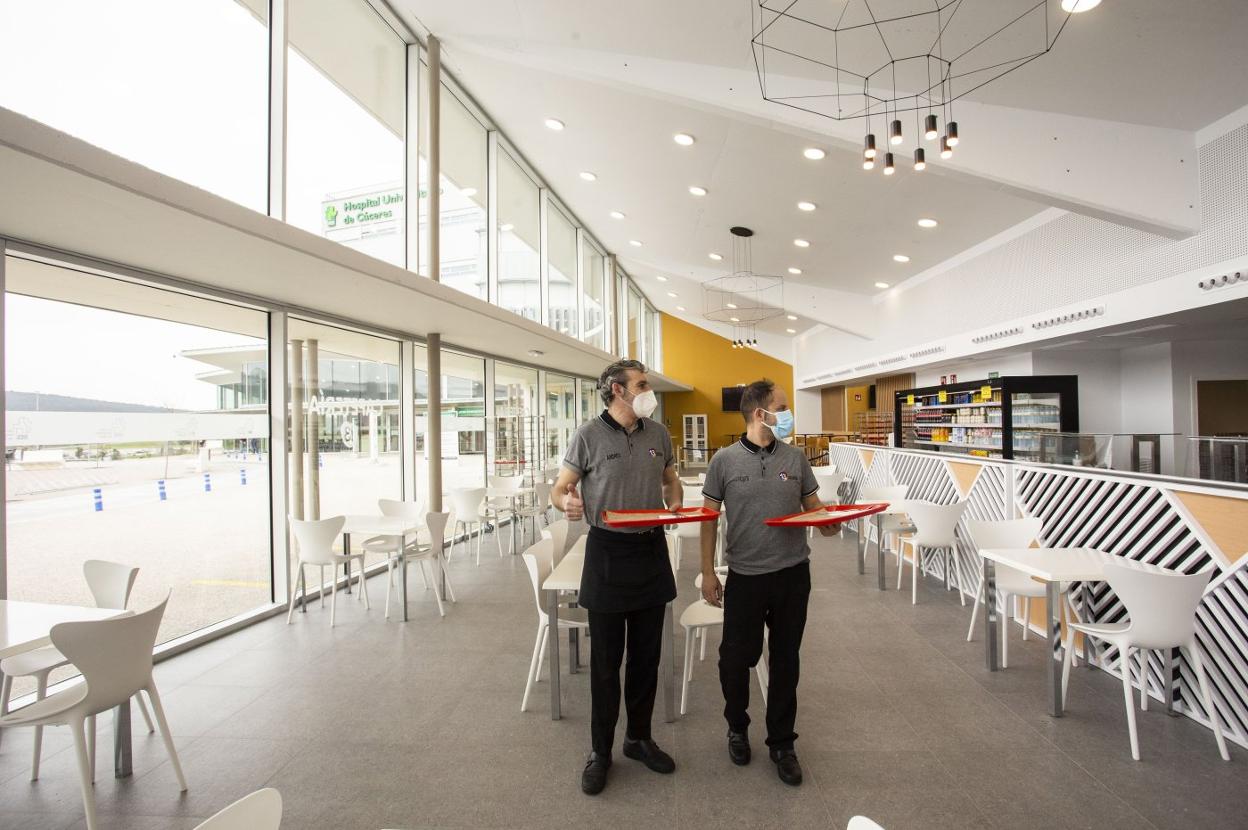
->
[601, 507, 720, 528]
[764, 503, 889, 527]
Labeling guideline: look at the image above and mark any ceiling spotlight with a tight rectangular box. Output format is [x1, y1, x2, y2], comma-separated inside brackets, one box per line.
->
[1061, 0, 1101, 12]
[579, 171, 597, 181]
[803, 147, 825, 160]
[688, 185, 708, 196]
[940, 136, 953, 159]
[793, 239, 810, 248]
[883, 153, 896, 175]
[610, 210, 626, 219]
[787, 268, 802, 275]
[893, 254, 910, 263]
[786, 314, 797, 321]
[863, 134, 877, 160]
[709, 252, 723, 261]
[797, 201, 816, 212]
[889, 119, 903, 146]
[628, 239, 643, 247]
[913, 148, 926, 171]
[544, 118, 565, 131]
[527, 349, 544, 357]
[461, 187, 477, 197]
[656, 275, 668, 282]
[917, 218, 938, 228]
[924, 114, 938, 140]
[667, 292, 678, 298]
[875, 282, 890, 289]
[786, 328, 796, 334]
[726, 303, 738, 309]
[946, 122, 959, 147]
[676, 305, 686, 311]
[673, 133, 695, 146]
[499, 223, 514, 232]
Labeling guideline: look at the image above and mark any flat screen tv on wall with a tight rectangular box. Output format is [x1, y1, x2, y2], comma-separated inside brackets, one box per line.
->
[722, 386, 745, 413]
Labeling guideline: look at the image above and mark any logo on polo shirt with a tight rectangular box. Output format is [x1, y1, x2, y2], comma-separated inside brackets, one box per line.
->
[648, 448, 657, 458]
[605, 452, 621, 461]
[779, 471, 789, 480]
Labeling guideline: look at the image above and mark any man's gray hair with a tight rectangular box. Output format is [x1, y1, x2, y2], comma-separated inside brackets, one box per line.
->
[598, 359, 647, 406]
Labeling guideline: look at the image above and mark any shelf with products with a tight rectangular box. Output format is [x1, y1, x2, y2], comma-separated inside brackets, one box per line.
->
[894, 375, 1079, 460]
[854, 410, 894, 447]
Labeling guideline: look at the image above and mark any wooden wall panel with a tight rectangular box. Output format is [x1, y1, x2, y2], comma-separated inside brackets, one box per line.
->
[821, 385, 846, 431]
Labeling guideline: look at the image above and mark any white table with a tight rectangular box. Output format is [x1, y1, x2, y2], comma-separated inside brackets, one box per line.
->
[0, 600, 129, 775]
[980, 548, 1167, 718]
[857, 501, 916, 591]
[486, 485, 535, 551]
[541, 546, 676, 723]
[338, 515, 425, 622]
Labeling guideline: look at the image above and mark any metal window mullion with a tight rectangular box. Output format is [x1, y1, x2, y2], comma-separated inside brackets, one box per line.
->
[267, 310, 290, 606]
[404, 43, 420, 273]
[267, 0, 288, 221]
[539, 187, 550, 328]
[487, 131, 500, 305]
[401, 340, 417, 501]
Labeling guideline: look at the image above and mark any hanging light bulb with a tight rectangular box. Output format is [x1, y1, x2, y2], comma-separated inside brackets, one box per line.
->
[940, 136, 953, 159]
[924, 114, 938, 140]
[946, 121, 959, 146]
[864, 134, 877, 160]
[883, 152, 895, 176]
[913, 148, 926, 171]
[889, 119, 903, 146]
[862, 153, 875, 171]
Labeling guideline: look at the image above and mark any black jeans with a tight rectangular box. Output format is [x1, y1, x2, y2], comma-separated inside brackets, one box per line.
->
[587, 603, 666, 756]
[718, 560, 811, 751]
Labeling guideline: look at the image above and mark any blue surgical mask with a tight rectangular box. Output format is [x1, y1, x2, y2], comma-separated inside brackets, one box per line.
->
[763, 408, 795, 440]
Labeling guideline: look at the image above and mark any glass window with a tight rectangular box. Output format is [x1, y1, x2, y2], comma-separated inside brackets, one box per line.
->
[3, 255, 271, 668]
[415, 347, 487, 497]
[287, 0, 405, 266]
[545, 374, 577, 468]
[287, 319, 402, 532]
[645, 304, 661, 371]
[627, 286, 643, 361]
[497, 151, 541, 322]
[581, 241, 607, 351]
[579, 378, 600, 424]
[419, 86, 488, 299]
[547, 206, 578, 338]
[493, 362, 539, 479]
[0, 0, 268, 211]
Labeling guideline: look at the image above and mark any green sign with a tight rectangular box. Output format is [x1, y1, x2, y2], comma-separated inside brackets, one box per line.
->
[322, 186, 404, 242]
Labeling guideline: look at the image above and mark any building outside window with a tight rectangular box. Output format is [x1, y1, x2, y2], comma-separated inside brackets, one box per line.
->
[496, 150, 541, 322]
[627, 285, 643, 361]
[544, 374, 577, 467]
[492, 362, 539, 478]
[579, 378, 600, 425]
[581, 242, 607, 351]
[414, 346, 487, 498]
[547, 205, 578, 338]
[645, 303, 662, 371]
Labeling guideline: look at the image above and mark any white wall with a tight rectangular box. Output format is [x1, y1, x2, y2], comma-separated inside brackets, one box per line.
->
[1118, 342, 1178, 473]
[793, 388, 821, 434]
[1031, 349, 1123, 435]
[1170, 339, 1248, 450]
[915, 352, 1034, 388]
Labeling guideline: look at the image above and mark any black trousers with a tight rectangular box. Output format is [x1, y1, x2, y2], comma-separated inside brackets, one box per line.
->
[587, 603, 666, 755]
[719, 560, 811, 751]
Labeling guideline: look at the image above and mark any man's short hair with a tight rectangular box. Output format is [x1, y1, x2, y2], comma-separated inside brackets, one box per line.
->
[739, 379, 775, 422]
[598, 359, 647, 406]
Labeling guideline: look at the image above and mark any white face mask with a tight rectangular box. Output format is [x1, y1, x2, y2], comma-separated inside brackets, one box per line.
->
[627, 388, 658, 419]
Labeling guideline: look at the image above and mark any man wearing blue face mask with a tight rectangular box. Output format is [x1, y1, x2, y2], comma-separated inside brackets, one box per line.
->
[698, 379, 833, 785]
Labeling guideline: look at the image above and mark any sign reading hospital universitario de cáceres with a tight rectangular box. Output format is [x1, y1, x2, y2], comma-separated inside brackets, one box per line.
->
[321, 184, 404, 243]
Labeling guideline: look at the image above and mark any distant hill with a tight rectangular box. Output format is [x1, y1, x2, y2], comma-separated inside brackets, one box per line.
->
[5, 391, 183, 413]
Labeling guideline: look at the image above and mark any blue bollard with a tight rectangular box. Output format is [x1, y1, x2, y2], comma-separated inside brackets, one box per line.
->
[92, 488, 103, 512]
[203, 473, 212, 492]
[157, 480, 167, 501]
[240, 468, 247, 486]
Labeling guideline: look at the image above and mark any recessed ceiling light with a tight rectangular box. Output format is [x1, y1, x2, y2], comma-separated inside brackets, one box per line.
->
[461, 187, 477, 197]
[794, 239, 810, 248]
[917, 218, 938, 228]
[709, 253, 723, 261]
[786, 314, 797, 321]
[688, 185, 708, 196]
[674, 133, 695, 146]
[1061, 0, 1101, 11]
[797, 201, 817, 212]
[786, 328, 796, 334]
[729, 316, 740, 323]
[579, 171, 597, 182]
[803, 148, 825, 160]
[893, 254, 910, 263]
[656, 275, 668, 282]
[787, 267, 802, 275]
[726, 303, 738, 309]
[544, 118, 565, 131]
[610, 210, 626, 219]
[676, 305, 686, 311]
[667, 291, 678, 298]
[527, 349, 544, 357]
[875, 282, 890, 289]
[499, 223, 514, 232]
[629, 240, 643, 247]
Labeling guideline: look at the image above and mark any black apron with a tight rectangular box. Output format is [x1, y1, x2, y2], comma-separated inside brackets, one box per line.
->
[579, 525, 678, 613]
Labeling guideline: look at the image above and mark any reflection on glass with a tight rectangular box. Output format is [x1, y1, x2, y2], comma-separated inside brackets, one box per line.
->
[545, 374, 576, 467]
[497, 151, 541, 321]
[627, 288, 642, 361]
[286, 0, 405, 266]
[493, 362, 539, 478]
[0, 0, 268, 211]
[547, 207, 578, 337]
[414, 346, 487, 497]
[3, 256, 271, 661]
[645, 305, 661, 370]
[582, 243, 607, 350]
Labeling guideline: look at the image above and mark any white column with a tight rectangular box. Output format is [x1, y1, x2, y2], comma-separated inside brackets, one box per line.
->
[267, 0, 288, 221]
[427, 335, 443, 511]
[269, 314, 291, 604]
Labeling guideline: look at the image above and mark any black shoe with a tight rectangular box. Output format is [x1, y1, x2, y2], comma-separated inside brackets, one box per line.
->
[727, 729, 751, 766]
[769, 748, 803, 786]
[581, 752, 611, 795]
[622, 737, 676, 774]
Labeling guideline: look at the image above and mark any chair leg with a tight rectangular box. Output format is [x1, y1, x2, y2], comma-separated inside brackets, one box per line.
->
[430, 562, 447, 618]
[911, 545, 919, 605]
[357, 558, 371, 610]
[69, 717, 99, 830]
[896, 535, 906, 591]
[1022, 597, 1031, 641]
[1002, 594, 1011, 669]
[86, 714, 96, 783]
[951, 550, 968, 606]
[286, 565, 303, 624]
[329, 574, 338, 627]
[134, 690, 156, 734]
[1064, 592, 1082, 668]
[536, 631, 549, 681]
[521, 623, 545, 712]
[145, 685, 188, 790]
[1119, 646, 1142, 760]
[700, 627, 708, 661]
[966, 574, 985, 642]
[476, 522, 483, 567]
[1061, 626, 1077, 710]
[419, 556, 430, 590]
[681, 628, 694, 715]
[1137, 649, 1149, 711]
[30, 672, 48, 780]
[441, 557, 457, 603]
[384, 558, 394, 620]
[1187, 642, 1230, 761]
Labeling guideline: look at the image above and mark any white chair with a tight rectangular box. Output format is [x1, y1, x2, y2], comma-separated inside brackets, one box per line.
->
[194, 788, 282, 829]
[964, 518, 1082, 669]
[520, 540, 589, 712]
[363, 498, 426, 588]
[680, 572, 768, 716]
[285, 516, 369, 627]
[0, 595, 186, 830]
[898, 500, 970, 605]
[859, 484, 911, 575]
[0, 560, 156, 778]
[486, 475, 521, 557]
[671, 520, 701, 571]
[449, 487, 488, 564]
[365, 502, 455, 618]
[813, 467, 842, 503]
[539, 518, 573, 566]
[847, 818, 885, 830]
[515, 481, 553, 547]
[1061, 562, 1229, 762]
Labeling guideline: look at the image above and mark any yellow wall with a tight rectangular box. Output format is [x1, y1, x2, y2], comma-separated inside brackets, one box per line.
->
[660, 313, 795, 449]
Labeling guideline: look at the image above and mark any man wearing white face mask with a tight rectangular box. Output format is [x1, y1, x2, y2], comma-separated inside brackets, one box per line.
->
[554, 359, 682, 795]
[699, 379, 832, 786]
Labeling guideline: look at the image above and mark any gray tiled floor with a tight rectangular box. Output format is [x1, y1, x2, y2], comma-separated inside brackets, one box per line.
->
[1, 529, 1242, 829]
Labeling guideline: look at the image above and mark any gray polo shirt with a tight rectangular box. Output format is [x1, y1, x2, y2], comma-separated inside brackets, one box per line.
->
[702, 435, 820, 575]
[563, 410, 675, 533]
